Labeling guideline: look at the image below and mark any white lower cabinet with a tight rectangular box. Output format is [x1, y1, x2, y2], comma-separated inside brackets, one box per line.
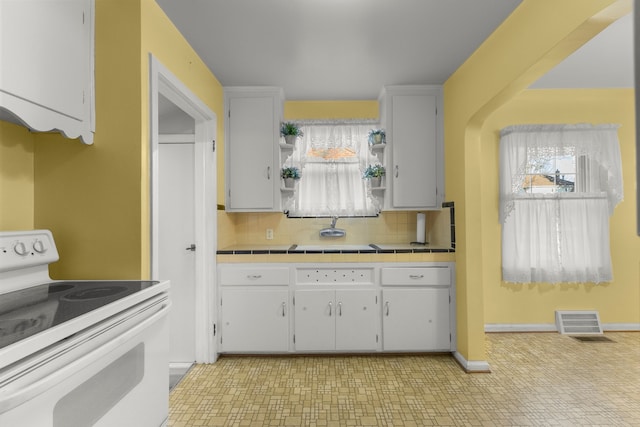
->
[217, 263, 454, 355]
[220, 288, 289, 352]
[294, 289, 377, 351]
[218, 266, 290, 352]
[381, 288, 450, 351]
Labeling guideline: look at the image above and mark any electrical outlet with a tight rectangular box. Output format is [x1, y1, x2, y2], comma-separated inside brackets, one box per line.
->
[266, 229, 274, 240]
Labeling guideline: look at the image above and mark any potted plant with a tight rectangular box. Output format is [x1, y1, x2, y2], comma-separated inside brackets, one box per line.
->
[368, 129, 385, 145]
[281, 166, 301, 188]
[363, 164, 385, 188]
[281, 122, 304, 145]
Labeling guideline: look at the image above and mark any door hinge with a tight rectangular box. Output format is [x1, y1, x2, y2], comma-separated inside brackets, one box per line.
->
[450, 333, 452, 342]
[213, 323, 216, 336]
[449, 295, 451, 303]
[212, 140, 216, 152]
[376, 334, 379, 343]
[228, 110, 231, 118]
[375, 295, 378, 304]
[293, 334, 295, 344]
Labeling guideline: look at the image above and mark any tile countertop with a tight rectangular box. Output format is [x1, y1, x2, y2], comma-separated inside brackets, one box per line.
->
[217, 243, 455, 254]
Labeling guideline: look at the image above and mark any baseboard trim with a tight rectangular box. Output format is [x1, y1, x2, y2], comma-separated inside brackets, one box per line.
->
[169, 362, 194, 375]
[602, 323, 640, 331]
[452, 351, 491, 373]
[485, 324, 556, 332]
[485, 323, 640, 333]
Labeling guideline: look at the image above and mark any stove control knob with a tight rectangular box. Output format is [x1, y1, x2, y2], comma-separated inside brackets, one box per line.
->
[33, 240, 47, 254]
[14, 241, 28, 256]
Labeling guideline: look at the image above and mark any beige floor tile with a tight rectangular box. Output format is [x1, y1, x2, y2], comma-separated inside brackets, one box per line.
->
[169, 332, 640, 426]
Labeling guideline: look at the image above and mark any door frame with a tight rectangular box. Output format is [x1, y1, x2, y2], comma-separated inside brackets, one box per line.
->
[149, 55, 217, 363]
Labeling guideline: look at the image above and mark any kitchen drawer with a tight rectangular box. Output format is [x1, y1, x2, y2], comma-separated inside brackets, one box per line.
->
[220, 267, 289, 286]
[296, 267, 375, 285]
[381, 267, 450, 286]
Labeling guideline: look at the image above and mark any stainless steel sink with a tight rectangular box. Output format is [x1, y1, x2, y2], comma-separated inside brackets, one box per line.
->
[291, 244, 374, 251]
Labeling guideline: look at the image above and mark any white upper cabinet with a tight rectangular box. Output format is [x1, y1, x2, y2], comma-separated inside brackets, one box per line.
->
[0, 0, 95, 144]
[224, 87, 284, 211]
[379, 85, 444, 210]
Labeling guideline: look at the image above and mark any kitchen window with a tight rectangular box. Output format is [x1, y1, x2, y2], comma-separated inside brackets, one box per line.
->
[499, 124, 623, 284]
[283, 122, 381, 217]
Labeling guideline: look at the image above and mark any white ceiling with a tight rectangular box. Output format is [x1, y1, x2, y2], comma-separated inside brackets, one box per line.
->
[154, 1, 633, 101]
[530, 13, 633, 89]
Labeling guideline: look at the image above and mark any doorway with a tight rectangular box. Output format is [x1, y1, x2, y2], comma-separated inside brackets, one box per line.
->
[149, 55, 217, 366]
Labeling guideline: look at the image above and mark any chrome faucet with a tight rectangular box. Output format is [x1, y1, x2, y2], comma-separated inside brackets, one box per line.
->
[320, 216, 346, 238]
[330, 216, 339, 228]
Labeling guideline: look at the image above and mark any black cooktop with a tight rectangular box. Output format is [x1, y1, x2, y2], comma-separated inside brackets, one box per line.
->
[0, 281, 160, 350]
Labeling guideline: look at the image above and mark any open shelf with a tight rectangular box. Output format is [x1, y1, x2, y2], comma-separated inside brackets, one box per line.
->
[370, 143, 385, 153]
[279, 142, 295, 151]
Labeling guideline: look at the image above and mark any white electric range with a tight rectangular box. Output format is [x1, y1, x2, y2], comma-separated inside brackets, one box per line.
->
[0, 230, 171, 426]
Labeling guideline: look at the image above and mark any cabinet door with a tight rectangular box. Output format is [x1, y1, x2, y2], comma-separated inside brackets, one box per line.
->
[382, 288, 450, 351]
[0, 0, 94, 143]
[227, 96, 276, 210]
[221, 288, 289, 352]
[294, 290, 335, 351]
[392, 94, 438, 208]
[335, 290, 377, 351]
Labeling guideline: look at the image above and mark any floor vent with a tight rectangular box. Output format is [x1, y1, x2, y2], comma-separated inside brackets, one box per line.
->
[571, 335, 614, 343]
[555, 310, 603, 335]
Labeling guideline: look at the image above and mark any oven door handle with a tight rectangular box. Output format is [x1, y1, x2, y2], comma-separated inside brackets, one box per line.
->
[0, 297, 171, 414]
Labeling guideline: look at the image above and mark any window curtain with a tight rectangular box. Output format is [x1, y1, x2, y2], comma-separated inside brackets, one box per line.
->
[284, 123, 381, 217]
[499, 124, 623, 283]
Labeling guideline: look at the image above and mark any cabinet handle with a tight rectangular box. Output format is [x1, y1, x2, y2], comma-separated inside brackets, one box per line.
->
[281, 302, 286, 317]
[247, 274, 262, 280]
[385, 301, 390, 316]
[338, 301, 342, 316]
[395, 165, 399, 178]
[328, 301, 332, 316]
[409, 274, 424, 279]
[267, 166, 271, 180]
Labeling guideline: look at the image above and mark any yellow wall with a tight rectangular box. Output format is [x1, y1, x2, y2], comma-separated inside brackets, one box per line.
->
[443, 0, 630, 363]
[284, 100, 378, 120]
[217, 210, 451, 250]
[27, 0, 223, 280]
[140, 0, 225, 209]
[0, 121, 35, 230]
[481, 89, 639, 325]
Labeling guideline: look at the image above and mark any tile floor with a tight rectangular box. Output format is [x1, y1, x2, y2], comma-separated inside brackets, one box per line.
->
[169, 332, 640, 426]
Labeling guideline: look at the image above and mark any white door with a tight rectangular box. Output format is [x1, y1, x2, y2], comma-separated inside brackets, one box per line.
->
[392, 94, 438, 208]
[227, 96, 275, 210]
[220, 288, 289, 352]
[294, 290, 335, 351]
[382, 288, 450, 351]
[159, 141, 196, 363]
[335, 290, 377, 351]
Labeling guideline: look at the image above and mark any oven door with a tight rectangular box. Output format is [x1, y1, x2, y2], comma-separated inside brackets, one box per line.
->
[0, 293, 171, 427]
